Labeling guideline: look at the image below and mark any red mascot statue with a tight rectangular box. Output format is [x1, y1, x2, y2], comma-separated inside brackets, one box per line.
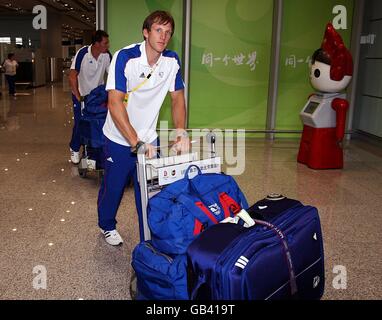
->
[297, 23, 353, 169]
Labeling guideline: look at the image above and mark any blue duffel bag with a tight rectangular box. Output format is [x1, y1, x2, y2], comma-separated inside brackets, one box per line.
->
[82, 84, 108, 119]
[148, 165, 249, 255]
[131, 241, 188, 300]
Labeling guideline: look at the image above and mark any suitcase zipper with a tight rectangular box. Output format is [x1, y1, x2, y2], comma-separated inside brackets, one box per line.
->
[143, 242, 173, 263]
[264, 256, 323, 300]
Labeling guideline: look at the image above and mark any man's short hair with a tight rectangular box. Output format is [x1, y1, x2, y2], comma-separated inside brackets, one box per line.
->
[142, 10, 175, 40]
[8, 53, 15, 59]
[92, 30, 109, 44]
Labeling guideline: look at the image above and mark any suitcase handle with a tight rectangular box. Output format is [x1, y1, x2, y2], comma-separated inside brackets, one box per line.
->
[220, 209, 255, 228]
[184, 164, 202, 179]
[236, 209, 255, 227]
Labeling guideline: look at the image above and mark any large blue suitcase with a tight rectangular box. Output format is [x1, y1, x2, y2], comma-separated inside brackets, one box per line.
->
[187, 198, 325, 300]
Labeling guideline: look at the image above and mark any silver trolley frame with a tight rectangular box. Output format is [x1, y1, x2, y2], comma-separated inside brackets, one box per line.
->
[130, 133, 219, 299]
[136, 132, 220, 241]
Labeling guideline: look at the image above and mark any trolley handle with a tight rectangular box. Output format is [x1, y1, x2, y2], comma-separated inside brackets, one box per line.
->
[142, 130, 217, 154]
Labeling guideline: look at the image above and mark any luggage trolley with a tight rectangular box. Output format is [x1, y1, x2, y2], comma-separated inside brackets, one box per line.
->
[130, 132, 221, 298]
[77, 88, 108, 179]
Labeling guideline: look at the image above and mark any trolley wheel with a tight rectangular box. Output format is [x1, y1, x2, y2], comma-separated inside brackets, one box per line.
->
[78, 168, 87, 178]
[129, 271, 138, 300]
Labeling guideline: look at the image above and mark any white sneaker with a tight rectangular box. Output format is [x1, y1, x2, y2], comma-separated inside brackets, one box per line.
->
[102, 229, 123, 246]
[70, 148, 80, 164]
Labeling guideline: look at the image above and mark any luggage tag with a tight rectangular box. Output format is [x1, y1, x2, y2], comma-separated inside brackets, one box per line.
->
[220, 209, 255, 228]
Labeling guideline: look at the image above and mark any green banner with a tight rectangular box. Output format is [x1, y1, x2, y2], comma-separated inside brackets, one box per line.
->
[276, 0, 354, 135]
[188, 0, 273, 130]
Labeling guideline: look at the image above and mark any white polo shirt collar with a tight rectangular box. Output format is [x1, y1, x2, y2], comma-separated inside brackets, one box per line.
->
[87, 45, 100, 63]
[138, 41, 162, 67]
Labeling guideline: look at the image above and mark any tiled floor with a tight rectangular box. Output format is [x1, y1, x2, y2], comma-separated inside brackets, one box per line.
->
[0, 83, 381, 300]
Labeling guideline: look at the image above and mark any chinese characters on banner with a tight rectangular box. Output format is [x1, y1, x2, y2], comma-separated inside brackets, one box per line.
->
[285, 55, 312, 68]
[202, 51, 258, 71]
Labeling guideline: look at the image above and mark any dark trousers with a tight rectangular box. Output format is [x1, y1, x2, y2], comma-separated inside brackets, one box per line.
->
[5, 75, 16, 95]
[97, 137, 159, 241]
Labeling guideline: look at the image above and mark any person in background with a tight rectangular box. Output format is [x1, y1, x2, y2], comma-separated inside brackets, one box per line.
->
[2, 53, 18, 96]
[97, 10, 189, 245]
[68, 30, 111, 164]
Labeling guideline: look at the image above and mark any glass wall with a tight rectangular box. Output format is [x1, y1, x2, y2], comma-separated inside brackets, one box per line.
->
[106, 0, 355, 132]
[188, 0, 273, 130]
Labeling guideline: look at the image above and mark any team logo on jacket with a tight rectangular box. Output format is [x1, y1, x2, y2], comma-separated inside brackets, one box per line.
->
[208, 203, 221, 216]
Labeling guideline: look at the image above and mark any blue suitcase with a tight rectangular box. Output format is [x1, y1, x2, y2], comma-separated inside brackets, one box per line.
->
[187, 198, 325, 300]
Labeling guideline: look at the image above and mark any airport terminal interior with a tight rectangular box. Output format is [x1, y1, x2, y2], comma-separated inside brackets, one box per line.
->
[0, 0, 381, 300]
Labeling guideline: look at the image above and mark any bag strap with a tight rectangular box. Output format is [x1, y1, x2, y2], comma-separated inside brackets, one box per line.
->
[184, 165, 202, 179]
[123, 78, 148, 104]
[123, 61, 160, 104]
[219, 192, 242, 218]
[185, 165, 246, 221]
[254, 219, 298, 297]
[176, 193, 218, 227]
